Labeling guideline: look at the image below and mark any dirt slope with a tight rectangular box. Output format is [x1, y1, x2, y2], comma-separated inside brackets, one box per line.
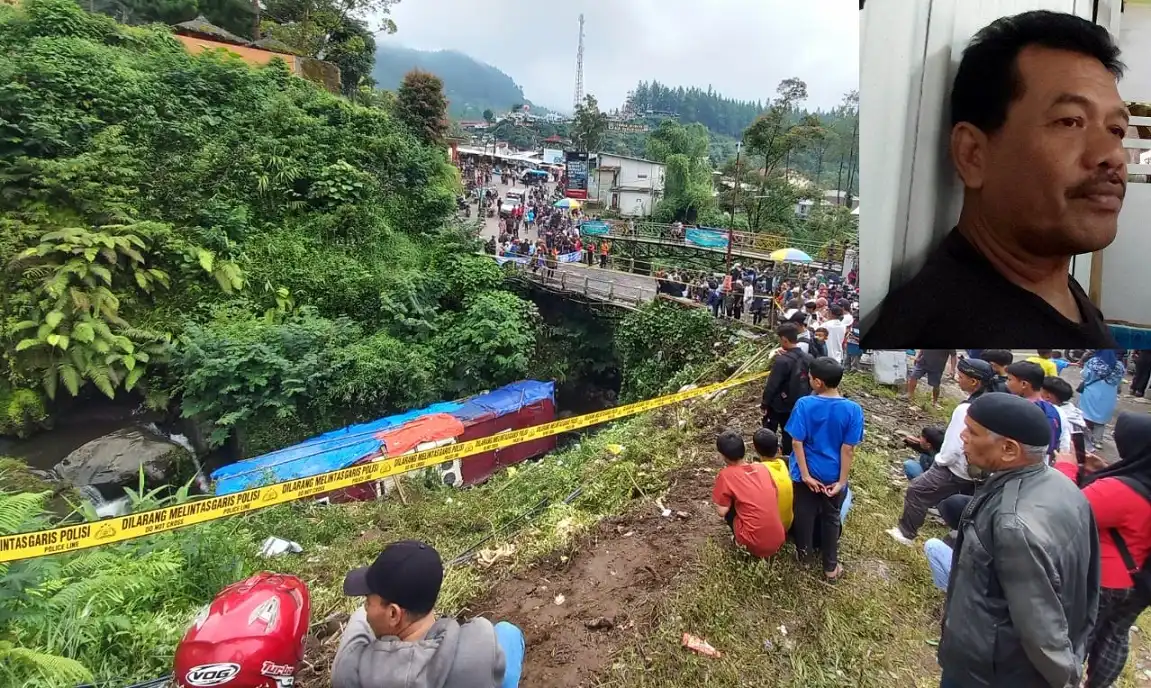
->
[466, 462, 725, 687]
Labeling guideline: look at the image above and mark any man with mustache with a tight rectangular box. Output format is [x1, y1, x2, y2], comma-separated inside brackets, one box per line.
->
[863, 11, 1127, 348]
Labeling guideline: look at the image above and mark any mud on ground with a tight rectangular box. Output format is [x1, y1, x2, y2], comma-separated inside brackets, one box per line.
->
[465, 462, 726, 688]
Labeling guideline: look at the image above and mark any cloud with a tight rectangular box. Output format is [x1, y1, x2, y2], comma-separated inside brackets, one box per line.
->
[372, 0, 858, 113]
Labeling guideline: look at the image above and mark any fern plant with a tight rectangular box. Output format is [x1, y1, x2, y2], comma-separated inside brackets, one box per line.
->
[6, 223, 243, 399]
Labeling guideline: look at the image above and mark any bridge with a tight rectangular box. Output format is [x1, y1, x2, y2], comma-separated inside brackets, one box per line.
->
[578, 220, 852, 274]
[488, 252, 776, 335]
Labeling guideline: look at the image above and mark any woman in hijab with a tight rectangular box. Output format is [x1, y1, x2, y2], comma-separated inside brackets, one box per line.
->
[1055, 412, 1151, 687]
[1079, 350, 1126, 453]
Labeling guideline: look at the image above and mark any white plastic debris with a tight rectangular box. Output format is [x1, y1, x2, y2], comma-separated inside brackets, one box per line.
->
[778, 624, 788, 636]
[554, 594, 566, 605]
[258, 536, 303, 558]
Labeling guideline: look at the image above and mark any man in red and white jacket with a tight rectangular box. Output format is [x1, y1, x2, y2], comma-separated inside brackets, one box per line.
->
[1053, 411, 1151, 688]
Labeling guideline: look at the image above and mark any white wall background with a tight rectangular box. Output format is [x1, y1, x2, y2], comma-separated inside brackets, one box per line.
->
[1103, 2, 1151, 328]
[858, 0, 1151, 327]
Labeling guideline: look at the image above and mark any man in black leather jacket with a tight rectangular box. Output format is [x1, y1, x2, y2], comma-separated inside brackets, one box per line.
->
[938, 393, 1099, 687]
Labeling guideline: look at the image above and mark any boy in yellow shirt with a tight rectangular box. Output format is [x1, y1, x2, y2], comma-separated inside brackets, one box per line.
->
[753, 428, 793, 531]
[1026, 349, 1058, 378]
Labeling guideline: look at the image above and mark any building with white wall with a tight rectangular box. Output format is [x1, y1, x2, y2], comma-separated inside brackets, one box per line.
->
[588, 153, 666, 217]
[859, 0, 1151, 333]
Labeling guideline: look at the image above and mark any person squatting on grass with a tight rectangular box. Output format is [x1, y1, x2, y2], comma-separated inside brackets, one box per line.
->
[333, 540, 525, 688]
[937, 393, 1098, 688]
[752, 428, 794, 532]
[785, 356, 864, 582]
[902, 425, 946, 481]
[886, 358, 995, 548]
[712, 430, 787, 559]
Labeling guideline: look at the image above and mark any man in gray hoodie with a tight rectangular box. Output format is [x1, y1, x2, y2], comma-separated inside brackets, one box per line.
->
[332, 540, 524, 688]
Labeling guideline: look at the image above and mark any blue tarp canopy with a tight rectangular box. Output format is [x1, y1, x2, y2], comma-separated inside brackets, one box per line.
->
[210, 380, 555, 496]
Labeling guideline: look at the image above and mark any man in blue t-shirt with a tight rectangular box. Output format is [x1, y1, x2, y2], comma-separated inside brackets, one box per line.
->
[786, 356, 865, 582]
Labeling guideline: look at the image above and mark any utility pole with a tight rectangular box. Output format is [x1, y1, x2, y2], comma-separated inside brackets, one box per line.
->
[726, 142, 741, 272]
[573, 14, 585, 112]
[251, 0, 261, 40]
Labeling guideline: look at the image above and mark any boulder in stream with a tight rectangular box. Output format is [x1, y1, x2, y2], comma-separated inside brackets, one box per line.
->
[54, 424, 193, 491]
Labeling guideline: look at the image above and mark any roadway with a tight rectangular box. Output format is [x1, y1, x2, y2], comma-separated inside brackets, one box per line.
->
[476, 180, 661, 305]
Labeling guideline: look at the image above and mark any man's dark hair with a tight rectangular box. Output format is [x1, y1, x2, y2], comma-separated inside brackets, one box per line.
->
[980, 349, 1014, 367]
[922, 426, 946, 453]
[1036, 349, 1052, 358]
[717, 430, 745, 461]
[786, 311, 808, 327]
[830, 304, 844, 318]
[752, 428, 779, 458]
[810, 356, 844, 388]
[951, 10, 1124, 133]
[1006, 360, 1046, 390]
[1041, 376, 1074, 404]
[776, 322, 800, 343]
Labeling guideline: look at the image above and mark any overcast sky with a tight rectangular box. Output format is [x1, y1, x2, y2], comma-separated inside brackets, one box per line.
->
[373, 0, 858, 113]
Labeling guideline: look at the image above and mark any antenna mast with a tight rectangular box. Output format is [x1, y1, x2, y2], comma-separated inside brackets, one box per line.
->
[573, 13, 585, 111]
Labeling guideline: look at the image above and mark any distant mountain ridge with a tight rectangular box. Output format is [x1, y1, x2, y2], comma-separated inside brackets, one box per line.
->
[372, 44, 532, 118]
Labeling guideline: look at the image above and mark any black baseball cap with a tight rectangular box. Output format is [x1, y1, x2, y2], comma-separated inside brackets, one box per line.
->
[343, 540, 444, 614]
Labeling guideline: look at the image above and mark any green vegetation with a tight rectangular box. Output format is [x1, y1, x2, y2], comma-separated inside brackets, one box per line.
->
[0, 0, 537, 450]
[0, 337, 754, 687]
[372, 44, 531, 118]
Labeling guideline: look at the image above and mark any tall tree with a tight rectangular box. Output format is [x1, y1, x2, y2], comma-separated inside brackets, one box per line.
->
[261, 0, 399, 94]
[834, 90, 860, 202]
[482, 108, 495, 123]
[571, 94, 608, 153]
[741, 78, 811, 228]
[646, 120, 714, 223]
[395, 69, 449, 147]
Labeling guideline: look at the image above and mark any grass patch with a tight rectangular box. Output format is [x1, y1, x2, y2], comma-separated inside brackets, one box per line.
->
[600, 375, 959, 687]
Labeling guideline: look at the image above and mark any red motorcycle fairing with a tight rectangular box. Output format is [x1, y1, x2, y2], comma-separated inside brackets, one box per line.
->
[173, 572, 310, 688]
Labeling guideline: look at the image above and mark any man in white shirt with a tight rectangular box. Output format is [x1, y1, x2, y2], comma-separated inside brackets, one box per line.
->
[887, 358, 996, 546]
[821, 304, 849, 364]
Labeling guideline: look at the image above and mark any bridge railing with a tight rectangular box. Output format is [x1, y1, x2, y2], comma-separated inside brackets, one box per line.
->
[578, 220, 852, 264]
[499, 257, 652, 307]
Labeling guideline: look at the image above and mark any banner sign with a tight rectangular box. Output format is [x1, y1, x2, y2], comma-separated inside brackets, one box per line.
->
[686, 227, 729, 249]
[564, 151, 589, 200]
[0, 372, 768, 563]
[579, 220, 611, 236]
[542, 149, 564, 165]
[495, 251, 582, 266]
[608, 121, 650, 133]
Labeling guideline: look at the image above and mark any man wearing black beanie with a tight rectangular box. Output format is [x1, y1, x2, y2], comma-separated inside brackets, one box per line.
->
[938, 393, 1100, 688]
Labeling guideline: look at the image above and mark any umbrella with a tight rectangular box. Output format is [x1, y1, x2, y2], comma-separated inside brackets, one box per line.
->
[554, 198, 582, 209]
[769, 248, 813, 263]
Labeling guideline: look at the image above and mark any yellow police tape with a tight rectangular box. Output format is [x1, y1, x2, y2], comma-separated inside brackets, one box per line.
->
[0, 371, 768, 563]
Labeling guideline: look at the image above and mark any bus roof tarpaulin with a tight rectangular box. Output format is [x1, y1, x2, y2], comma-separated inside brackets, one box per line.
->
[376, 413, 466, 456]
[449, 380, 554, 422]
[210, 381, 554, 495]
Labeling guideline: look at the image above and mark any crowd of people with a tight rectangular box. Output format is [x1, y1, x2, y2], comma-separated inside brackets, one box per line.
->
[718, 344, 1151, 688]
[326, 345, 1149, 688]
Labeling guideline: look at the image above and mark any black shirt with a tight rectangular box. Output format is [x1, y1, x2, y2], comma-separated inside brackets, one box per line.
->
[861, 229, 1116, 349]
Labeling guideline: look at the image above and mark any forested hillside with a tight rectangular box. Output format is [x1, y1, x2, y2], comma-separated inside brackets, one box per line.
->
[625, 81, 766, 138]
[373, 44, 529, 118]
